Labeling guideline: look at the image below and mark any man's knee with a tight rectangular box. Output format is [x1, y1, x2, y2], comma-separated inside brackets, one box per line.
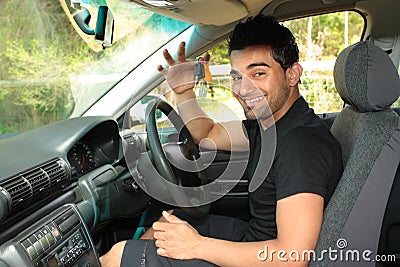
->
[99, 240, 127, 267]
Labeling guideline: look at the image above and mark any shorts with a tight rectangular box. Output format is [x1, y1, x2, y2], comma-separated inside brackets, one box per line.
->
[120, 210, 250, 267]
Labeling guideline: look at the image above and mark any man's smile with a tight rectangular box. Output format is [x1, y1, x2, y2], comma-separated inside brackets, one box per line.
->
[243, 95, 266, 104]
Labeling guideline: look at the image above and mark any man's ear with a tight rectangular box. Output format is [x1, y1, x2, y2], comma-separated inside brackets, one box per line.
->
[287, 62, 303, 87]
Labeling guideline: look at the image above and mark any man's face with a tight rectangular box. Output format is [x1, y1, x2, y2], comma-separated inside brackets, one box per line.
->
[230, 45, 292, 123]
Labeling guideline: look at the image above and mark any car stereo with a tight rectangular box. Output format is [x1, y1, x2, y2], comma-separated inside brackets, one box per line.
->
[0, 204, 100, 267]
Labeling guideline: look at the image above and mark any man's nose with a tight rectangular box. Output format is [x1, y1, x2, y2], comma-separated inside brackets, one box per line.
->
[237, 77, 257, 96]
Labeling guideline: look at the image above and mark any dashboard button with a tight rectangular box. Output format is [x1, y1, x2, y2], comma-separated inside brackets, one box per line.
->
[45, 232, 55, 245]
[32, 240, 44, 254]
[21, 240, 31, 249]
[26, 246, 38, 260]
[40, 226, 50, 236]
[28, 235, 37, 244]
[34, 230, 44, 240]
[47, 223, 61, 240]
[39, 237, 50, 249]
[46, 222, 57, 232]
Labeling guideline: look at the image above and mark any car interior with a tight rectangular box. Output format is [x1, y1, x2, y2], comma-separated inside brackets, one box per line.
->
[0, 0, 399, 266]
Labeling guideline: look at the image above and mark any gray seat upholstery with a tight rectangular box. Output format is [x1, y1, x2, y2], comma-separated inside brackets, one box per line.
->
[310, 41, 400, 266]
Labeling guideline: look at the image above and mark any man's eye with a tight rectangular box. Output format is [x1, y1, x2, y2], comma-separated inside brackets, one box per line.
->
[232, 76, 242, 82]
[254, 72, 265, 77]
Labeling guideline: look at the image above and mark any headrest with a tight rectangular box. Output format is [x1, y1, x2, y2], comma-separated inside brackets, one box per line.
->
[334, 41, 400, 112]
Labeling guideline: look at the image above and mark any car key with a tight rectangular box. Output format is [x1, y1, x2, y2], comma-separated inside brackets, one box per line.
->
[194, 59, 205, 88]
[194, 59, 208, 98]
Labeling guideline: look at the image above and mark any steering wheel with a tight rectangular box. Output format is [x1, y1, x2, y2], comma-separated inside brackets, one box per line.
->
[146, 99, 210, 219]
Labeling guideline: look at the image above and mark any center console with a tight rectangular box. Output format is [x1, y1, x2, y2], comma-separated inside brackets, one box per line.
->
[0, 204, 100, 267]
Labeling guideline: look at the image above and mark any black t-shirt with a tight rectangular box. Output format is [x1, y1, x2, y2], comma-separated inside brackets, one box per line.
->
[242, 96, 343, 241]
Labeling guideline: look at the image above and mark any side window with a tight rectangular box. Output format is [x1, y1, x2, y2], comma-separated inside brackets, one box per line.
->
[129, 83, 175, 131]
[283, 11, 364, 113]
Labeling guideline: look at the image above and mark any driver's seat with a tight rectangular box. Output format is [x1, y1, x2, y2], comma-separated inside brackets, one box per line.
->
[310, 41, 400, 266]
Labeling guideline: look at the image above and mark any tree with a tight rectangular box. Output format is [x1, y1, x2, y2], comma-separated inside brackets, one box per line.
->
[0, 0, 92, 132]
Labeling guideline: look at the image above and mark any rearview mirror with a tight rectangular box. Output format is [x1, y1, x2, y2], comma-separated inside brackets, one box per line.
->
[94, 6, 114, 48]
[63, 0, 114, 48]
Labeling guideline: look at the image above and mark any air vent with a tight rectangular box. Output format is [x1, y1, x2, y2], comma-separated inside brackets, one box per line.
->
[1, 176, 32, 210]
[41, 159, 70, 188]
[0, 159, 71, 215]
[24, 168, 50, 196]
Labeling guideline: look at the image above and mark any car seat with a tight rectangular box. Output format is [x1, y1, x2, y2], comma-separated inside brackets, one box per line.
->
[310, 41, 400, 267]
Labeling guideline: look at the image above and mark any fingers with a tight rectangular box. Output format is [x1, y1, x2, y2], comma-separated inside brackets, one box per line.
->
[163, 48, 176, 66]
[162, 210, 170, 220]
[177, 42, 186, 63]
[162, 42, 186, 65]
[152, 216, 183, 232]
[152, 221, 166, 231]
[155, 239, 166, 249]
[158, 42, 186, 73]
[157, 64, 164, 72]
[164, 42, 186, 64]
[162, 211, 182, 223]
[156, 248, 167, 257]
[154, 230, 167, 241]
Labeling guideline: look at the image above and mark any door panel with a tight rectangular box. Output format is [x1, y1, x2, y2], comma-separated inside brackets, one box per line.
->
[202, 150, 250, 220]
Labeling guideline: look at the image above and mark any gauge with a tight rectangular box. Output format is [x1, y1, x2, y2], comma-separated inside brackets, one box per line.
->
[68, 141, 98, 175]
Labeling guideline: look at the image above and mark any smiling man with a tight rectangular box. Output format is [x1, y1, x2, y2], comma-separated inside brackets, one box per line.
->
[100, 15, 343, 267]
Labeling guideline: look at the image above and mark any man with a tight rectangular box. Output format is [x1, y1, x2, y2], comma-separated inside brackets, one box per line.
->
[101, 15, 342, 266]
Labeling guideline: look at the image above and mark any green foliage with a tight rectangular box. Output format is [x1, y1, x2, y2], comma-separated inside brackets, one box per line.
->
[0, 122, 15, 135]
[208, 43, 230, 65]
[284, 12, 364, 59]
[300, 73, 343, 113]
[0, 0, 92, 133]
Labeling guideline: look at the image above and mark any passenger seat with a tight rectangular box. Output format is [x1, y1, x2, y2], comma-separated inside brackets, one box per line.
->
[310, 41, 400, 267]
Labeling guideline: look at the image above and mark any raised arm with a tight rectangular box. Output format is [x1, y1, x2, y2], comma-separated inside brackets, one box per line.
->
[157, 42, 248, 152]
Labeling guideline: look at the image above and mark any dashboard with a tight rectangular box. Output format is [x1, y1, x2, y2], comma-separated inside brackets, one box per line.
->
[0, 205, 99, 267]
[66, 121, 120, 178]
[0, 117, 120, 223]
[0, 116, 151, 267]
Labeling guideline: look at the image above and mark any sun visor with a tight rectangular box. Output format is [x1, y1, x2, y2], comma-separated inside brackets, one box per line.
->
[128, 0, 248, 26]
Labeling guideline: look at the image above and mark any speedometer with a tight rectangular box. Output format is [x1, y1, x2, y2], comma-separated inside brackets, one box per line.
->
[68, 141, 97, 175]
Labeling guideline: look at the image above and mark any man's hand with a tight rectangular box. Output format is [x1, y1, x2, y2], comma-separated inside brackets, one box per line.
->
[153, 211, 204, 260]
[157, 42, 196, 94]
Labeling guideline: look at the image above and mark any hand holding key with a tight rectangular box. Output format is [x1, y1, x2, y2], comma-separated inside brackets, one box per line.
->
[157, 42, 211, 95]
[157, 42, 196, 94]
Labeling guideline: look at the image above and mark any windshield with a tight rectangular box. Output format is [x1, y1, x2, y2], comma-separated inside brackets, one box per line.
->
[0, 0, 190, 134]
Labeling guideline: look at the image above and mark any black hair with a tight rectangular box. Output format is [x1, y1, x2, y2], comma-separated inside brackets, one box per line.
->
[228, 15, 299, 71]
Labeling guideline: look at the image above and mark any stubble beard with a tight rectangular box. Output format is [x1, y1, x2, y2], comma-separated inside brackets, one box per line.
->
[243, 83, 291, 122]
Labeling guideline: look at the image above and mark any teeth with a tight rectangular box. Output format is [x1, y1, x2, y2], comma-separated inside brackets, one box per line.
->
[244, 96, 264, 104]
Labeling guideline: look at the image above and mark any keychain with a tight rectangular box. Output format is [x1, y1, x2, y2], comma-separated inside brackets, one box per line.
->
[193, 55, 212, 98]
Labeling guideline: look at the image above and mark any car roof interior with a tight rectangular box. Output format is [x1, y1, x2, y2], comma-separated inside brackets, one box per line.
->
[126, 0, 400, 69]
[127, 0, 400, 33]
